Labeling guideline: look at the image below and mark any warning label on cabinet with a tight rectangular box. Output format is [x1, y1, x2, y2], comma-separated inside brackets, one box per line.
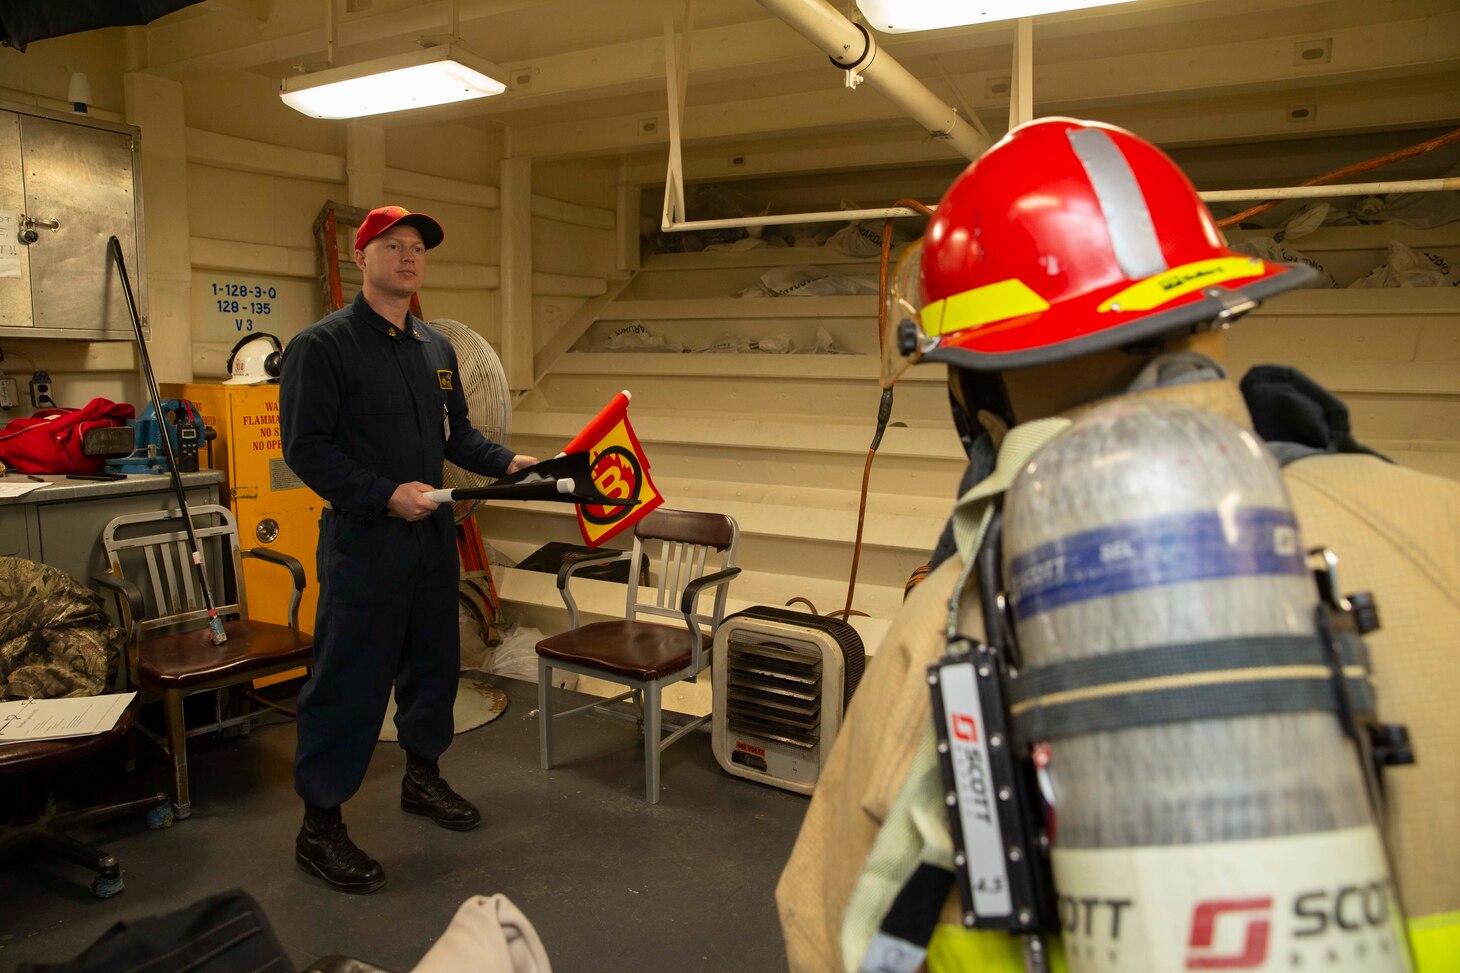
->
[239, 399, 282, 454]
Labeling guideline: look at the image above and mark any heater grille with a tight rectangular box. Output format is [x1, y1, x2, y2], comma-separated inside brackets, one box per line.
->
[725, 639, 821, 750]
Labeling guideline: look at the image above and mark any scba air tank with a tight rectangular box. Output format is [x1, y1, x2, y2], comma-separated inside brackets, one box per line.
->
[1001, 401, 1406, 972]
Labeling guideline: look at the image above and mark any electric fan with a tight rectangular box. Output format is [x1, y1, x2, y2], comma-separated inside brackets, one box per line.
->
[431, 318, 513, 521]
[379, 318, 514, 743]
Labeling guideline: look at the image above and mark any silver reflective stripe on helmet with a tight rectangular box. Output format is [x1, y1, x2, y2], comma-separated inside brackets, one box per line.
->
[1067, 127, 1168, 279]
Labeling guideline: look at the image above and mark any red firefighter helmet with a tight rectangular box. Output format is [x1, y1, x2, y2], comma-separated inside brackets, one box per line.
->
[890, 117, 1314, 377]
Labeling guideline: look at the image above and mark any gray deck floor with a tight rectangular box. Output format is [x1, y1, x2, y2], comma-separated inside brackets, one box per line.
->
[0, 675, 810, 972]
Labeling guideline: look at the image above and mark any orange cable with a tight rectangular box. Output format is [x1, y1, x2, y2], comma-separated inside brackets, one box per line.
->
[842, 199, 933, 620]
[1215, 126, 1460, 229]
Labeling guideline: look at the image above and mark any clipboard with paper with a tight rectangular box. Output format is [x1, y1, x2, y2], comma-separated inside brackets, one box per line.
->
[0, 692, 136, 744]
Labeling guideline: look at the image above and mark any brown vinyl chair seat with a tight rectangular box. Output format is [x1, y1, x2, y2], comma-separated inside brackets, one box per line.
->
[95, 504, 313, 820]
[535, 620, 708, 682]
[136, 620, 312, 688]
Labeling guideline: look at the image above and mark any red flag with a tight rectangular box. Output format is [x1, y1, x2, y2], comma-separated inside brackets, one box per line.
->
[564, 391, 662, 548]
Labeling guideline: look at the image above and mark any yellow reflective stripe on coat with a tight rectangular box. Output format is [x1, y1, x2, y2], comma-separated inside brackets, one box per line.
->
[1096, 256, 1266, 313]
[1410, 911, 1460, 971]
[927, 926, 1068, 972]
[925, 912, 1459, 971]
[921, 279, 1051, 337]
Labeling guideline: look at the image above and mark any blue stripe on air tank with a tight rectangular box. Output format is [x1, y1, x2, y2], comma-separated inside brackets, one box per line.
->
[1007, 507, 1305, 621]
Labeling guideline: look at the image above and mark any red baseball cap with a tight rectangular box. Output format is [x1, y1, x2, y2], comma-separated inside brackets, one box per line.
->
[354, 205, 444, 252]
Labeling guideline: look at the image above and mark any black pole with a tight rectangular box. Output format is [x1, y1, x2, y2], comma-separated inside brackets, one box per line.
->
[108, 236, 227, 644]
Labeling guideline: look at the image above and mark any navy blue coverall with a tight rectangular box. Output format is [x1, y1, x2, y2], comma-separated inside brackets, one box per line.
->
[280, 292, 514, 809]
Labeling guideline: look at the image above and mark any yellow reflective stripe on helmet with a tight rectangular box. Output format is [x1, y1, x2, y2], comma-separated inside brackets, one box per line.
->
[1097, 256, 1266, 313]
[922, 279, 1051, 337]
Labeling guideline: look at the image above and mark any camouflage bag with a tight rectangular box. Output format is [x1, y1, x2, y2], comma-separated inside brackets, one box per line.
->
[0, 556, 122, 700]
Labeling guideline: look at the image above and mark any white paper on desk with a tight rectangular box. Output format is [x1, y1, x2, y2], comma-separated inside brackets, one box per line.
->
[0, 212, 19, 278]
[0, 481, 47, 497]
[0, 692, 135, 744]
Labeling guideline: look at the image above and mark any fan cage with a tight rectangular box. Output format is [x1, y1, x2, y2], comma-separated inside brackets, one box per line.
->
[430, 318, 512, 522]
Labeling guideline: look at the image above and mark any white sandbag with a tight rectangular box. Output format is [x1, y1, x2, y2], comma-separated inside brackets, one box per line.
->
[798, 326, 851, 355]
[691, 335, 754, 353]
[705, 236, 771, 252]
[488, 625, 578, 689]
[1353, 191, 1460, 229]
[587, 322, 684, 353]
[826, 220, 887, 257]
[1229, 237, 1337, 288]
[738, 265, 879, 298]
[1227, 203, 1338, 288]
[754, 333, 794, 353]
[1349, 239, 1460, 288]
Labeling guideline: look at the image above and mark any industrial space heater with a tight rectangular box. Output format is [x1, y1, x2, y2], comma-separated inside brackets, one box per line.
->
[712, 606, 865, 795]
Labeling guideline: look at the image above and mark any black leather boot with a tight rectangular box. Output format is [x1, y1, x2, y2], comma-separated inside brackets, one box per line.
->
[295, 804, 386, 894]
[402, 753, 480, 831]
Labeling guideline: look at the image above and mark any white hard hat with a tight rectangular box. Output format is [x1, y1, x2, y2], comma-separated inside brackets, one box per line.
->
[224, 333, 283, 386]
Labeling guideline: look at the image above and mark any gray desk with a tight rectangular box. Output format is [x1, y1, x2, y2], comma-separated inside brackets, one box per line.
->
[0, 471, 224, 585]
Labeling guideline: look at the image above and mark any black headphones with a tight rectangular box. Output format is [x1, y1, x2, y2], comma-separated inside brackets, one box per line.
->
[226, 332, 283, 379]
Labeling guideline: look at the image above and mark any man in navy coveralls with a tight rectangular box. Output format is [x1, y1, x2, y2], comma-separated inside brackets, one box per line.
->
[281, 205, 537, 893]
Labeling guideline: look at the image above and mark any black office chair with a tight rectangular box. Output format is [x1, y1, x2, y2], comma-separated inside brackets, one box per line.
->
[0, 706, 169, 897]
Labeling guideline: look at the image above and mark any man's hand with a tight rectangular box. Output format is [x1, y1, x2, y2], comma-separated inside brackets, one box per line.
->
[507, 454, 539, 475]
[388, 481, 440, 521]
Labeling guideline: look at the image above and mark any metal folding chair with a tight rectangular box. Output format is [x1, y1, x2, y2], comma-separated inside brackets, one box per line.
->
[535, 508, 740, 803]
[92, 504, 311, 819]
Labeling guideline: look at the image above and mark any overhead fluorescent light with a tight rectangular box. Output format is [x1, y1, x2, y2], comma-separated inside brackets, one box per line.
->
[855, 0, 1139, 33]
[280, 43, 507, 119]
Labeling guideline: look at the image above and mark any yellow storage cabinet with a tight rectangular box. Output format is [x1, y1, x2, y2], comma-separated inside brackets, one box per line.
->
[164, 383, 321, 653]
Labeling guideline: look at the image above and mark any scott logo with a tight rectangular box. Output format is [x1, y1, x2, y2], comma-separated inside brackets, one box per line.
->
[951, 713, 979, 743]
[1185, 897, 1272, 969]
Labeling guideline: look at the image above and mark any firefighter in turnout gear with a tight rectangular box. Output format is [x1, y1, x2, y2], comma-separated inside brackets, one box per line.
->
[775, 118, 1459, 971]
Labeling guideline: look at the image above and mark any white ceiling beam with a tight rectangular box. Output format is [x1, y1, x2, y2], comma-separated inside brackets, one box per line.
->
[1028, 11, 1460, 106]
[1077, 73, 1460, 153]
[511, 38, 1459, 164]
[468, 8, 1455, 147]
[512, 84, 957, 160]
[616, 66, 1460, 188]
[186, 127, 348, 181]
[624, 133, 966, 186]
[146, 1, 1455, 132]
[485, 19, 821, 116]
[145, 0, 540, 77]
[200, 0, 267, 28]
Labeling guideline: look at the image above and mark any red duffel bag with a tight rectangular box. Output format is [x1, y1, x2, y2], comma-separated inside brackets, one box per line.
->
[0, 398, 135, 474]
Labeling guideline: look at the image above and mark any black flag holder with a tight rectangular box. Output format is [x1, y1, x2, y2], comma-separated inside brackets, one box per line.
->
[424, 451, 637, 506]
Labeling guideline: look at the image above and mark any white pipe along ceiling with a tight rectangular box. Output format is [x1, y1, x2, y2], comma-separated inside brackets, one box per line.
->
[755, 0, 990, 161]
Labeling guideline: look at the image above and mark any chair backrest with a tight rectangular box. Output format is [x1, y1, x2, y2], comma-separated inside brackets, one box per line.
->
[100, 505, 245, 637]
[625, 508, 738, 672]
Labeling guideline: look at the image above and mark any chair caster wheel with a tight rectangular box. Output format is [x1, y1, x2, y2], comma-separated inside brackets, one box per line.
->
[91, 873, 124, 898]
[146, 804, 174, 829]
